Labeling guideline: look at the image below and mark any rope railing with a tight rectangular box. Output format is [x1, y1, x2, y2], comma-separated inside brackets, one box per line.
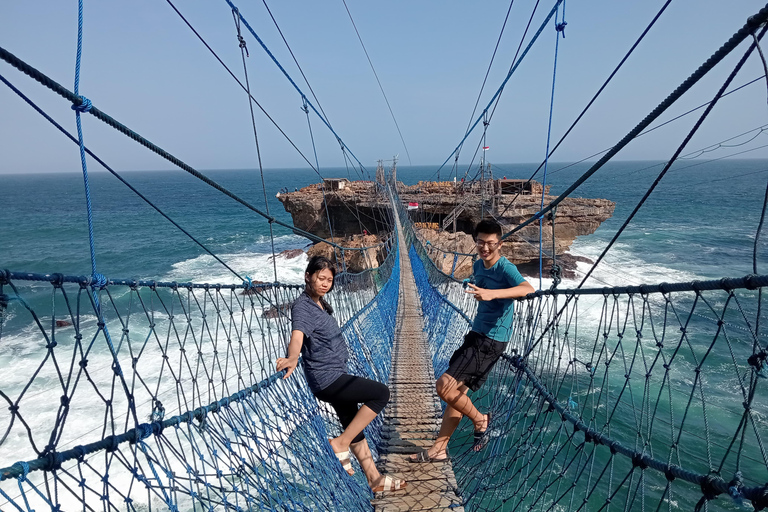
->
[395, 182, 768, 511]
[0, 233, 400, 511]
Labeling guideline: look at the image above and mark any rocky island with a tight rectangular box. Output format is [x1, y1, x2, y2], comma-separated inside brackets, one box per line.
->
[277, 175, 615, 279]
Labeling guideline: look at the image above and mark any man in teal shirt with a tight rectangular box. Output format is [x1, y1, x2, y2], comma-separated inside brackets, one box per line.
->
[411, 219, 534, 461]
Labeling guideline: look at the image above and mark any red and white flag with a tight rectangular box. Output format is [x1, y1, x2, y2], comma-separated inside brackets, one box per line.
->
[483, 146, 490, 150]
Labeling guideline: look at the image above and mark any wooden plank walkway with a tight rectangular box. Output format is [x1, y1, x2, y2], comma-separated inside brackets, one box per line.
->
[372, 213, 464, 512]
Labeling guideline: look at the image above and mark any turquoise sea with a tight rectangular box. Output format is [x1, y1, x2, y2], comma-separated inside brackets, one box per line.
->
[2, 159, 767, 285]
[1, 159, 768, 509]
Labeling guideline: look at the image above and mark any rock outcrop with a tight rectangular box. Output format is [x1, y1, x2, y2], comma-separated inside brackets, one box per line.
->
[307, 233, 386, 273]
[277, 178, 615, 275]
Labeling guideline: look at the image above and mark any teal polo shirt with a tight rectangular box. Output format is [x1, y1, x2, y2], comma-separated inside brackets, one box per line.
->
[471, 256, 526, 342]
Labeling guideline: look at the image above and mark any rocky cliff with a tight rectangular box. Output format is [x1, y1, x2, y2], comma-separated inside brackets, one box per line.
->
[277, 178, 615, 276]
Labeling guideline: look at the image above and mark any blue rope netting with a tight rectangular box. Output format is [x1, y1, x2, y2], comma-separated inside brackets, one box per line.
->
[395, 189, 768, 511]
[3, 0, 768, 508]
[2, 182, 768, 511]
[0, 237, 399, 511]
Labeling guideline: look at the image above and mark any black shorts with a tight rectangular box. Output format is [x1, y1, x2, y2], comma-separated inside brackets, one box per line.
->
[313, 374, 390, 443]
[445, 331, 507, 391]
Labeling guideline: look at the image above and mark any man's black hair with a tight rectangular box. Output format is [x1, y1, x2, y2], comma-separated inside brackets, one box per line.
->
[473, 218, 503, 240]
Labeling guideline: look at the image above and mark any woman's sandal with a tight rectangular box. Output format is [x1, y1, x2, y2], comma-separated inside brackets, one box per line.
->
[372, 475, 407, 493]
[408, 448, 451, 463]
[472, 412, 492, 452]
[330, 440, 354, 475]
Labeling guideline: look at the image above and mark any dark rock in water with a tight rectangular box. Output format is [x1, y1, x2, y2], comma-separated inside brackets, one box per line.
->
[263, 303, 291, 319]
[516, 253, 594, 280]
[269, 248, 305, 261]
[55, 320, 72, 327]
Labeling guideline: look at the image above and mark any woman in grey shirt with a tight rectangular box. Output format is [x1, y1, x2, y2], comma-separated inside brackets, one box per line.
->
[276, 256, 406, 493]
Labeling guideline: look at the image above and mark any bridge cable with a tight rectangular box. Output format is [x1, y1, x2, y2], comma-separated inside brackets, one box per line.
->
[302, 98, 339, 262]
[445, 0, 542, 181]
[260, 0, 331, 122]
[501, 5, 768, 242]
[231, 7, 278, 283]
[0, 73, 246, 283]
[521, 20, 768, 365]
[489, 75, 768, 186]
[751, 32, 768, 349]
[494, 0, 674, 220]
[0, 47, 360, 251]
[579, 25, 766, 289]
[454, 0, 518, 177]
[225, 0, 369, 173]
[435, 0, 564, 178]
[70, 0, 140, 432]
[341, 0, 412, 165]
[163, 0, 328, 176]
[538, 3, 566, 290]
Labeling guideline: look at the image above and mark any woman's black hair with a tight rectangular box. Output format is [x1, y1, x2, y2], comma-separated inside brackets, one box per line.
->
[304, 255, 336, 315]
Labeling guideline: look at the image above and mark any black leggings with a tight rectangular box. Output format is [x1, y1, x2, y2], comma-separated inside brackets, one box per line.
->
[313, 374, 390, 443]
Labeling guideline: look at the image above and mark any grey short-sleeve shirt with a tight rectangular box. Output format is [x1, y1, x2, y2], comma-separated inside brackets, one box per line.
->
[291, 292, 348, 393]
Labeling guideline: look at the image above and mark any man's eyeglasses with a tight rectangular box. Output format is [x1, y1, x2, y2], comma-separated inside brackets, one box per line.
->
[475, 240, 500, 249]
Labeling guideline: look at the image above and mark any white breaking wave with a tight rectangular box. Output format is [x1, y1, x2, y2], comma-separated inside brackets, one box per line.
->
[566, 238, 701, 289]
[162, 243, 309, 285]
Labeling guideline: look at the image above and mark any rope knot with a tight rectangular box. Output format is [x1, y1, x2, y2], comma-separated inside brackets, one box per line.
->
[151, 399, 165, 422]
[73, 445, 87, 461]
[12, 461, 30, 481]
[699, 473, 723, 503]
[51, 273, 65, 288]
[556, 21, 568, 36]
[631, 453, 648, 470]
[237, 35, 249, 57]
[91, 273, 107, 289]
[136, 423, 153, 442]
[71, 95, 93, 113]
[748, 351, 767, 378]
[728, 471, 744, 504]
[550, 263, 562, 288]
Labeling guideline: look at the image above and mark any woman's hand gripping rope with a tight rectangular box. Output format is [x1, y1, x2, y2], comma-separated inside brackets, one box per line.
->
[276, 356, 299, 379]
[277, 329, 305, 379]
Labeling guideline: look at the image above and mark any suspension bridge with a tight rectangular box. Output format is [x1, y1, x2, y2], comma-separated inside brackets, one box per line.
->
[2, 183, 768, 511]
[2, 1, 768, 510]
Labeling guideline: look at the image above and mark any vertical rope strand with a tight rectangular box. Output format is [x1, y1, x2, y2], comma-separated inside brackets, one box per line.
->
[539, 2, 566, 290]
[232, 8, 278, 283]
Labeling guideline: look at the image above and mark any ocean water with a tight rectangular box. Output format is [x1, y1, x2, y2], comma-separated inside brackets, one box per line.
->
[1, 159, 767, 508]
[3, 159, 767, 285]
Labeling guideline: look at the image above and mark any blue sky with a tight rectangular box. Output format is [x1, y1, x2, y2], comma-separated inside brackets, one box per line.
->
[2, 0, 768, 174]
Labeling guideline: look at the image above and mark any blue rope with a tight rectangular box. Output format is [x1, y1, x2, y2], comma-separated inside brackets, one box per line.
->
[302, 95, 338, 247]
[224, 0, 369, 175]
[73, 0, 97, 281]
[435, 0, 564, 177]
[70, 0, 136, 430]
[539, 2, 566, 290]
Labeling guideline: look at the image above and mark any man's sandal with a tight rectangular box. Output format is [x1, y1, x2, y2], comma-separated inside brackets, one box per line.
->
[372, 475, 407, 493]
[472, 412, 492, 452]
[330, 441, 354, 475]
[408, 448, 451, 463]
